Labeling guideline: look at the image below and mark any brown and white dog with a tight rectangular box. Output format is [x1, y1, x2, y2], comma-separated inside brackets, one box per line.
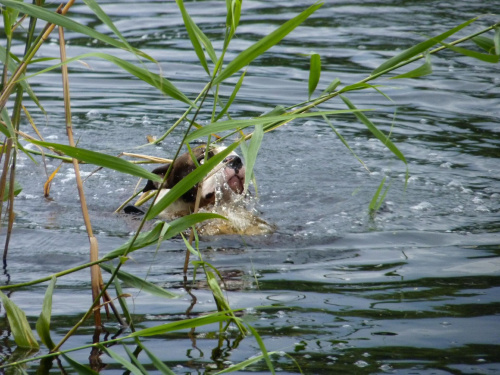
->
[129, 145, 246, 220]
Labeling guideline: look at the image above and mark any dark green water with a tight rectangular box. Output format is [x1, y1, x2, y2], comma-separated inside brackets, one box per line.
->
[1, 0, 500, 374]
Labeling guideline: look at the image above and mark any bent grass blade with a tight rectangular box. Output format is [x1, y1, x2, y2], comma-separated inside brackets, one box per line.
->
[18, 52, 194, 107]
[35, 276, 56, 350]
[308, 53, 321, 100]
[185, 109, 371, 142]
[372, 17, 478, 75]
[0, 0, 154, 61]
[213, 1, 323, 85]
[145, 142, 240, 220]
[28, 140, 163, 183]
[100, 263, 179, 299]
[0, 291, 39, 349]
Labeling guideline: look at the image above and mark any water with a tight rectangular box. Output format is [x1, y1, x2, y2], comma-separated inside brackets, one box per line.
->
[2, 0, 500, 373]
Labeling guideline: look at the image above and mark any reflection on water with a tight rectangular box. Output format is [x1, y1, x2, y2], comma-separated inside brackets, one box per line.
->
[2, 0, 500, 373]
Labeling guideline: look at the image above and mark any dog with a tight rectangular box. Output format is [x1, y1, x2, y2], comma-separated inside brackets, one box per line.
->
[127, 145, 246, 220]
[126, 145, 275, 235]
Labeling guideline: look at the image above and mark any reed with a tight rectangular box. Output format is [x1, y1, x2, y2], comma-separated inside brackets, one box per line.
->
[0, 0, 498, 373]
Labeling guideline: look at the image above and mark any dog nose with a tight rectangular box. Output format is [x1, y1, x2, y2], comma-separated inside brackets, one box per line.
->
[224, 155, 243, 169]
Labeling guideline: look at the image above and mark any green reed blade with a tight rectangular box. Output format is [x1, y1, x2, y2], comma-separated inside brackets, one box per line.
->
[135, 340, 176, 375]
[495, 27, 500, 55]
[245, 324, 276, 375]
[213, 1, 323, 85]
[145, 142, 239, 220]
[102, 347, 143, 375]
[81, 0, 136, 55]
[473, 35, 496, 54]
[215, 70, 246, 122]
[243, 123, 263, 193]
[391, 52, 433, 79]
[62, 354, 99, 375]
[100, 263, 179, 299]
[321, 77, 341, 95]
[28, 140, 163, 182]
[340, 95, 407, 165]
[123, 345, 150, 375]
[0, 0, 154, 61]
[185, 109, 370, 142]
[308, 53, 321, 100]
[176, 0, 210, 74]
[439, 40, 500, 63]
[35, 276, 56, 350]
[372, 17, 478, 75]
[2, 181, 22, 202]
[104, 214, 225, 260]
[214, 352, 279, 374]
[19, 52, 193, 107]
[0, 291, 39, 349]
[127, 312, 232, 337]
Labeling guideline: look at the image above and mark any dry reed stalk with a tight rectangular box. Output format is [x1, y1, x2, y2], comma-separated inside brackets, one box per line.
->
[58, 25, 123, 328]
[22, 105, 44, 141]
[120, 152, 172, 164]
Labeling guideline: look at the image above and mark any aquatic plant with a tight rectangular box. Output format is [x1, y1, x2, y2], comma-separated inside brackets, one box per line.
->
[0, 0, 499, 373]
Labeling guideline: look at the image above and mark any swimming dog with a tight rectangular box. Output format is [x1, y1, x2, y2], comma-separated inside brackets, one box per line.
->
[130, 145, 246, 220]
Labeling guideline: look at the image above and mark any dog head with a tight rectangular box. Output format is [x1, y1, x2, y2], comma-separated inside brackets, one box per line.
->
[141, 145, 245, 215]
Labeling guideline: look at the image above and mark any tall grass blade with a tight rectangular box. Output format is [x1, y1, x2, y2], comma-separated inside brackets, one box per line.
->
[62, 354, 99, 375]
[20, 52, 193, 106]
[1, 106, 15, 137]
[100, 263, 179, 299]
[127, 312, 232, 337]
[0, 291, 39, 349]
[123, 345, 150, 375]
[372, 17, 477, 75]
[321, 77, 340, 95]
[28, 140, 163, 182]
[135, 340, 176, 375]
[205, 270, 247, 333]
[185, 109, 369, 142]
[214, 352, 279, 374]
[494, 27, 500, 55]
[245, 324, 276, 374]
[0, 0, 154, 61]
[231, 0, 242, 32]
[176, 0, 210, 74]
[439, 41, 500, 63]
[1, 108, 35, 164]
[102, 346, 143, 375]
[0, 45, 45, 113]
[369, 176, 387, 213]
[113, 276, 133, 328]
[81, 0, 135, 54]
[390, 53, 433, 79]
[104, 214, 226, 259]
[473, 35, 496, 54]
[243, 124, 263, 193]
[214, 1, 323, 85]
[146, 143, 240, 219]
[2, 181, 22, 201]
[214, 71, 246, 121]
[323, 115, 369, 172]
[35, 276, 56, 350]
[308, 53, 321, 100]
[340, 95, 407, 165]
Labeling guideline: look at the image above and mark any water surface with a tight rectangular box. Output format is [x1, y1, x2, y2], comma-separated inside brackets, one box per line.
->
[2, 0, 500, 374]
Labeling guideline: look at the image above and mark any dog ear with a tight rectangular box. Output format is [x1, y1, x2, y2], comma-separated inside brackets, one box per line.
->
[143, 163, 171, 192]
